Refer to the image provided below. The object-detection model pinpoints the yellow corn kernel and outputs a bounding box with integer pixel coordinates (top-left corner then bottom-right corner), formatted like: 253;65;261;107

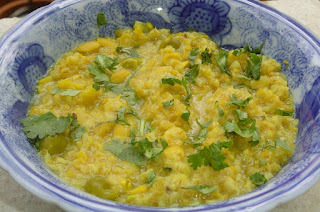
128;185;147;195
77;41;100;53
96;38;117;48
111;69;131;84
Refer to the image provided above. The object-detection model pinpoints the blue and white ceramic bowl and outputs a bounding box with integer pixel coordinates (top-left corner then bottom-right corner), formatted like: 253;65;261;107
0;0;320;211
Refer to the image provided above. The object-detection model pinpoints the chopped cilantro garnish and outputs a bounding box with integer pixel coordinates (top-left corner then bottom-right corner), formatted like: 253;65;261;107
236;74;252;80
97;12;107;29
88;62;110;84
189;48;200;60
95;55;119;72
247;53;262;80
181;111;191;123
275;137;292;151
200;48;214;64
248;140;259;146
215;101;224;117
139;119;152;136
163;166;172;171
162;99;174;108
259;159;267;166
233;84;245;89
146;170;157;187
102;106;139;126
191;120;212;145
227;94;252;108
109;85;139;106
182;77;192;105
69;114;85;141
214;49;229;75
232;42;264;56
20;112;70;140
184;63;199;84
105;137;168;166
116;46;140;58
217;140;234;149
51;88;83;97
187;142;229;171
182;185;219;194
250;172;267;186
275;109;293;116
161;76;182;86
224;119;260;143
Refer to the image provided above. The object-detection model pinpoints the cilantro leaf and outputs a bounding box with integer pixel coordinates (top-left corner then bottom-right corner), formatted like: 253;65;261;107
69;114;85;141
215;101;224;117
109;85;139;106
187;143;229;171
184;63;199;84
163;167;172;171
95;55;119;72
275;137;292;151
233;84;245;89
250;172;267;186
247;53;262;80
182;185;219;194
227;94;252;108
192;120;212;145
259;159;267;166
97;12;107;29
189;48;200;60
236;74;252;80
137;138;168;161
20;112;70;140
146;170;157;187
181;111;190;123
88;62;110;83
50;87;59;94
249;140;259;146
139;119;152;136
232;42;265;56
182;77;192;105
217;140;233;149
224;119;260;142
105;139;147;165
162;99;174;108
161;76;182;86
214;49;229;75
235;109;248;121
109;106;139;126
71;126;85;141
200;48;214;64
275;109;293;116
116;46;140;58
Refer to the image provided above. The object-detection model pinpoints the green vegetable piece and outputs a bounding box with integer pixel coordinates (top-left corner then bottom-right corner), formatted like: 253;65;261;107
136;138;168;161
232;42;265;56
235;109;248;121
163;167;172;171
88;62;110;84
50;87;60;94
116;46;140;57
200;48;214;64
182;77;192;105
71;126;85;141
247;53;262;80
109;85;139;106
275;109;294;116
59;89;83;97
39;134;68;155
192;120;212;145
275;137;292;151
133;21;153;33
159;38;181;49
97;13;107;29
184;63;199;84
189;48;200;60
215;101;224;117
249;140;259;146
188;143;229;171
161;76;182;86
181;111;190;122
120;57;141;70
84;176;119;200
216;140;234;149
146;170;157;187
162;99;174;108
182;185;219;194
236;74;252;80
20;112;70;140
227;94;252;108
138;119;152;137
233;84;245;89
250;172;268;186
95;55;119;72
224;119;260;142
214;49;229;75
108;106;139;126
259;159;267;166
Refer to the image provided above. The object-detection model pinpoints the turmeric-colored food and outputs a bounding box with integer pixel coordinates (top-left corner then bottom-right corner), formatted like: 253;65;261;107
21;21;298;207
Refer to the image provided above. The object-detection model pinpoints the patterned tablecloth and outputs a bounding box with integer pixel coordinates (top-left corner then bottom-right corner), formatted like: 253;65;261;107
0;0;319;211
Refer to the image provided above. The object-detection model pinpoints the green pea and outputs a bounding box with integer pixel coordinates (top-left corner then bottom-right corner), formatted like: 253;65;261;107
40;134;68;155
120;58;142;70
159;38;181;49
84;176;120;200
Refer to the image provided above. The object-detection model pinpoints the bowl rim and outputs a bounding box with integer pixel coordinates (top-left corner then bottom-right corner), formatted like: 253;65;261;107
0;0;320;211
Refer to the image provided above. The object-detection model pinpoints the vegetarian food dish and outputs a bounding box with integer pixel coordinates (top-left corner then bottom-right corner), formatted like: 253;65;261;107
21;21;298;207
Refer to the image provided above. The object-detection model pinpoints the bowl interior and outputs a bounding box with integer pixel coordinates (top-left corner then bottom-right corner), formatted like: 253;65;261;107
0;0;320;211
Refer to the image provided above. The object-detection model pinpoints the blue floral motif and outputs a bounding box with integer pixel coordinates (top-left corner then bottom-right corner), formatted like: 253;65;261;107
10;43;54;94
168;0;232;44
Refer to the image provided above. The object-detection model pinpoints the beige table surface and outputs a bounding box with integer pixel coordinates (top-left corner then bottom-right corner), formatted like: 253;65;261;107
0;0;320;211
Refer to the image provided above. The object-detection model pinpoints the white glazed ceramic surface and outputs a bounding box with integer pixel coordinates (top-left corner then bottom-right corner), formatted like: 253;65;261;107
0;0;320;211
